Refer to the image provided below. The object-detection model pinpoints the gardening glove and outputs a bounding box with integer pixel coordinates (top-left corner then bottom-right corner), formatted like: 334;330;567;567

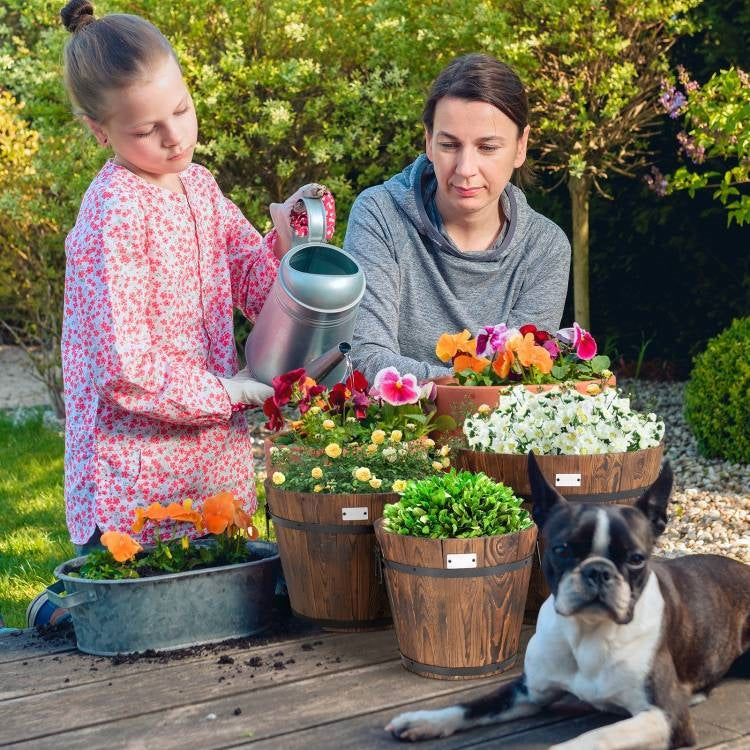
217;368;274;407
269;183;329;257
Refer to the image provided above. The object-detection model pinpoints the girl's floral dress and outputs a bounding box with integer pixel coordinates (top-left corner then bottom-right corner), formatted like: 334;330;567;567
62;161;335;545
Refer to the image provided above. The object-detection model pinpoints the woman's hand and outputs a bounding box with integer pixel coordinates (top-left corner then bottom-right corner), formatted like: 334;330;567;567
270;183;328;257
217;368;274;406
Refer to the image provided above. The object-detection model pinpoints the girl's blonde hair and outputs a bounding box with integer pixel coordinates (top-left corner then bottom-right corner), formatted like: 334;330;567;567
60;0;179;122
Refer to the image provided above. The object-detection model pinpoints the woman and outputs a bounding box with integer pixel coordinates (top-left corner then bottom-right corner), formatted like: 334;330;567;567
344;54;570;382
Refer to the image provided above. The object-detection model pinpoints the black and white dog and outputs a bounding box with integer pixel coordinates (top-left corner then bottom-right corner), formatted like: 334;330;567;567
386;454;750;749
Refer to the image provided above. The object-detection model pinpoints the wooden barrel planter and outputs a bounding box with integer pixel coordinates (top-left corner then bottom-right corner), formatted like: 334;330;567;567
455;444;664;617
265;482;394;631
374;518;537;680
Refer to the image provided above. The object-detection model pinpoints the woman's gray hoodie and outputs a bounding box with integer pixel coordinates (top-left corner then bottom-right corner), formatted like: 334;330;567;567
343;155;570;382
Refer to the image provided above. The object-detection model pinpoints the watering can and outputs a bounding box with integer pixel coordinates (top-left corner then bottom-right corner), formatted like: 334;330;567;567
245;197;366;386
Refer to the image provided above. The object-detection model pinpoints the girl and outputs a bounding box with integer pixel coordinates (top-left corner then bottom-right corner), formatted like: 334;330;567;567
344;54;570;382
59;0;336;552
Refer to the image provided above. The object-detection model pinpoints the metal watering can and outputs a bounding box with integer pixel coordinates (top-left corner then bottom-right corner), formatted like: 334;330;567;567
245;197;366;386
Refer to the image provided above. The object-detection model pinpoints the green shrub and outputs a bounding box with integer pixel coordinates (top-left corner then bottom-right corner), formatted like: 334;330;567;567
382;470;532;539
684;317;750;463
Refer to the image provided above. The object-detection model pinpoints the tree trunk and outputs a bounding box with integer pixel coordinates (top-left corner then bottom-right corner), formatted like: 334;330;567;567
567;174;592;330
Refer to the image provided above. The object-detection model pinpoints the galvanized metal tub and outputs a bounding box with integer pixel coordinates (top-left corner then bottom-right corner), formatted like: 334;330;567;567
46;541;280;656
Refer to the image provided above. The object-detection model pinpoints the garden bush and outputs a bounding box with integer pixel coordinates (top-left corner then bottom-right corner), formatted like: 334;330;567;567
684;317;750;463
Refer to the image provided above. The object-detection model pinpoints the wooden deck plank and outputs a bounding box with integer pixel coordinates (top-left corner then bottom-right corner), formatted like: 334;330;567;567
1;623;748;750
0;629;76;663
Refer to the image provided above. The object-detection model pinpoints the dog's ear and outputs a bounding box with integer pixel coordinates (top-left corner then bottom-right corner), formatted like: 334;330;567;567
527;451;567;530
635;461;673;538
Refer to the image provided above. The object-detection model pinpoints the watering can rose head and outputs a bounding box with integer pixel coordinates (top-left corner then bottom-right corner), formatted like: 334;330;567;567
262;366;455;448
435;322;612;387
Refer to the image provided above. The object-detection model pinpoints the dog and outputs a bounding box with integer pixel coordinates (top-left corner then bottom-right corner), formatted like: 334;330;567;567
386;453;750;749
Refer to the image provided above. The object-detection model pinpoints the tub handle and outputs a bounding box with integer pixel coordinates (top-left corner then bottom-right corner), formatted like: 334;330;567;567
46;583;99;609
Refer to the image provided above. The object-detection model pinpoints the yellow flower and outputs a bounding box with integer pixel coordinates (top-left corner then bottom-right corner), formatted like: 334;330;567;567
366;443;378;454
313;484;324;492
271;471;286;485
432;461;444;471
392;479;407;493
322;419;335;430
291;420;303;430
442;457;451;468
311;467;323;479
390;430;403;443
181;535;190;550
601;369;613;379
325;442;342;458
371;429;386;444
309;405;321;414
586;383;602;395
477;403;491;415
439;444;451;457
354;466;372;482
369;477;383;489
421;437;435;448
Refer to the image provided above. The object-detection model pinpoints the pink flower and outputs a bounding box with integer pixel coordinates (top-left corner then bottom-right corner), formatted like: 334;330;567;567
475;324;518;358
557;322;597;360
542;339;560;359
372;367;420;405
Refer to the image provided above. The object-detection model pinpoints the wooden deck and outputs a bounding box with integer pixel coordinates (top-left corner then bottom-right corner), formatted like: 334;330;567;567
2;618;749;750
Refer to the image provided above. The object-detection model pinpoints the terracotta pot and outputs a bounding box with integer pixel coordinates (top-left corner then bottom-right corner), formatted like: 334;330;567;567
375;518;537;680
455;443;663;620
431;376;616;443
266;483;395;631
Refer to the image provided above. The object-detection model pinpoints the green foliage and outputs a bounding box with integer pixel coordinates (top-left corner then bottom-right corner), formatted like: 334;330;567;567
269;440;449;494
382;470;532;539
663;67;750;225
76;537;255;580
684;317;750;463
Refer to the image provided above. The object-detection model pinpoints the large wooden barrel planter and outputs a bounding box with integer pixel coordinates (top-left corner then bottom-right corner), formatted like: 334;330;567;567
374;518;537;680
265;483;394;631
455;444;664;617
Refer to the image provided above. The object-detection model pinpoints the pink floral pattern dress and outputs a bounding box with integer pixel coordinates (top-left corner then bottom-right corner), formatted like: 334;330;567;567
62;161;335;545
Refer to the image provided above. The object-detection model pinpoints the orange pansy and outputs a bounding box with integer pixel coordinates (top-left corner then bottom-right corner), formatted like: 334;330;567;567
453;353;491;374
101;531;143;563
435;330;474;362
491;349;513;379
513;332;553;374
202;492;236;534
166;500;203;530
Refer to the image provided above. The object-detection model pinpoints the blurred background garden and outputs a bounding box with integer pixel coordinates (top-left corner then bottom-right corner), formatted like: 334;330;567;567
1;0;748;628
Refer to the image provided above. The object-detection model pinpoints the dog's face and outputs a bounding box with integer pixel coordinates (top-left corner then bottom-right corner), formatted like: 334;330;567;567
527;453;673;625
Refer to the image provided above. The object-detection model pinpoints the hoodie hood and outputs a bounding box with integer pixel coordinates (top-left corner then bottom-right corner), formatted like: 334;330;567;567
381;154;525;262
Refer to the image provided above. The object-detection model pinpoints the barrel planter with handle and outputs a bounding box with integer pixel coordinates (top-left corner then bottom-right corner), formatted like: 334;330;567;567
374;518;537;680
265;483;394;631
455;444;664;616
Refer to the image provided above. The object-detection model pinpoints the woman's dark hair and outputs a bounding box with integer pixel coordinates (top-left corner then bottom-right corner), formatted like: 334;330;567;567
60;0;179;122
422;54;533;188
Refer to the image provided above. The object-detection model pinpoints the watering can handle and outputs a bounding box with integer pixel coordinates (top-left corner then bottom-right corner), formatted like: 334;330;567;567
292;196;327;247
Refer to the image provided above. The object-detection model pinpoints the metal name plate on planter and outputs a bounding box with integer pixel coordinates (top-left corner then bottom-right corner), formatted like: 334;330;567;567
446;553;477;569
342;507;368;521
555;473;582;487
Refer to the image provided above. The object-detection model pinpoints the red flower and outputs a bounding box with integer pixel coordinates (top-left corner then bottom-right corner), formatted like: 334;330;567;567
272;368;306;406
520;324;551;344
263;397;284;431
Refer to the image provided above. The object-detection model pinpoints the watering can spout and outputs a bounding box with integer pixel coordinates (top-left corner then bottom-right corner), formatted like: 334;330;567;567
305;342;351;383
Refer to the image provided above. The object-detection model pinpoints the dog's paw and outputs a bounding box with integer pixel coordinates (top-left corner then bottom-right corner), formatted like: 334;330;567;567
385;707;465;741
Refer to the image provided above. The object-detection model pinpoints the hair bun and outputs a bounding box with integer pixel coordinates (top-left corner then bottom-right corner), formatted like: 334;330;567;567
60;0;95;33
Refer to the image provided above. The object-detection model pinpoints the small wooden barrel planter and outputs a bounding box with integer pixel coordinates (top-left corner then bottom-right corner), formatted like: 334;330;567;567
265;483;394;631
374;518;537;680
455;444;664;616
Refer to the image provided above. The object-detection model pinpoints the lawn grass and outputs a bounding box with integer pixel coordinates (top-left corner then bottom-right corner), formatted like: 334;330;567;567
0;408;273;629
0;408;71;628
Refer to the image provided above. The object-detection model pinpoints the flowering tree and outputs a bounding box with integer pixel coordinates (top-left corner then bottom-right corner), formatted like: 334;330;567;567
501;0;700;329
656;66;750;226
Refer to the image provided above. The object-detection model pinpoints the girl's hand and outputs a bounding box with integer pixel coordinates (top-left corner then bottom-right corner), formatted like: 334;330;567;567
270;183;328;257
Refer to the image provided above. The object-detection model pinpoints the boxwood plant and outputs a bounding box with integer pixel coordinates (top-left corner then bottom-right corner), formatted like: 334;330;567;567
382;470;533;539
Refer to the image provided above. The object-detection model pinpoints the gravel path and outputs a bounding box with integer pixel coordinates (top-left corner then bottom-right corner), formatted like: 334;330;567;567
1;347;746;563
623;379;749;563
